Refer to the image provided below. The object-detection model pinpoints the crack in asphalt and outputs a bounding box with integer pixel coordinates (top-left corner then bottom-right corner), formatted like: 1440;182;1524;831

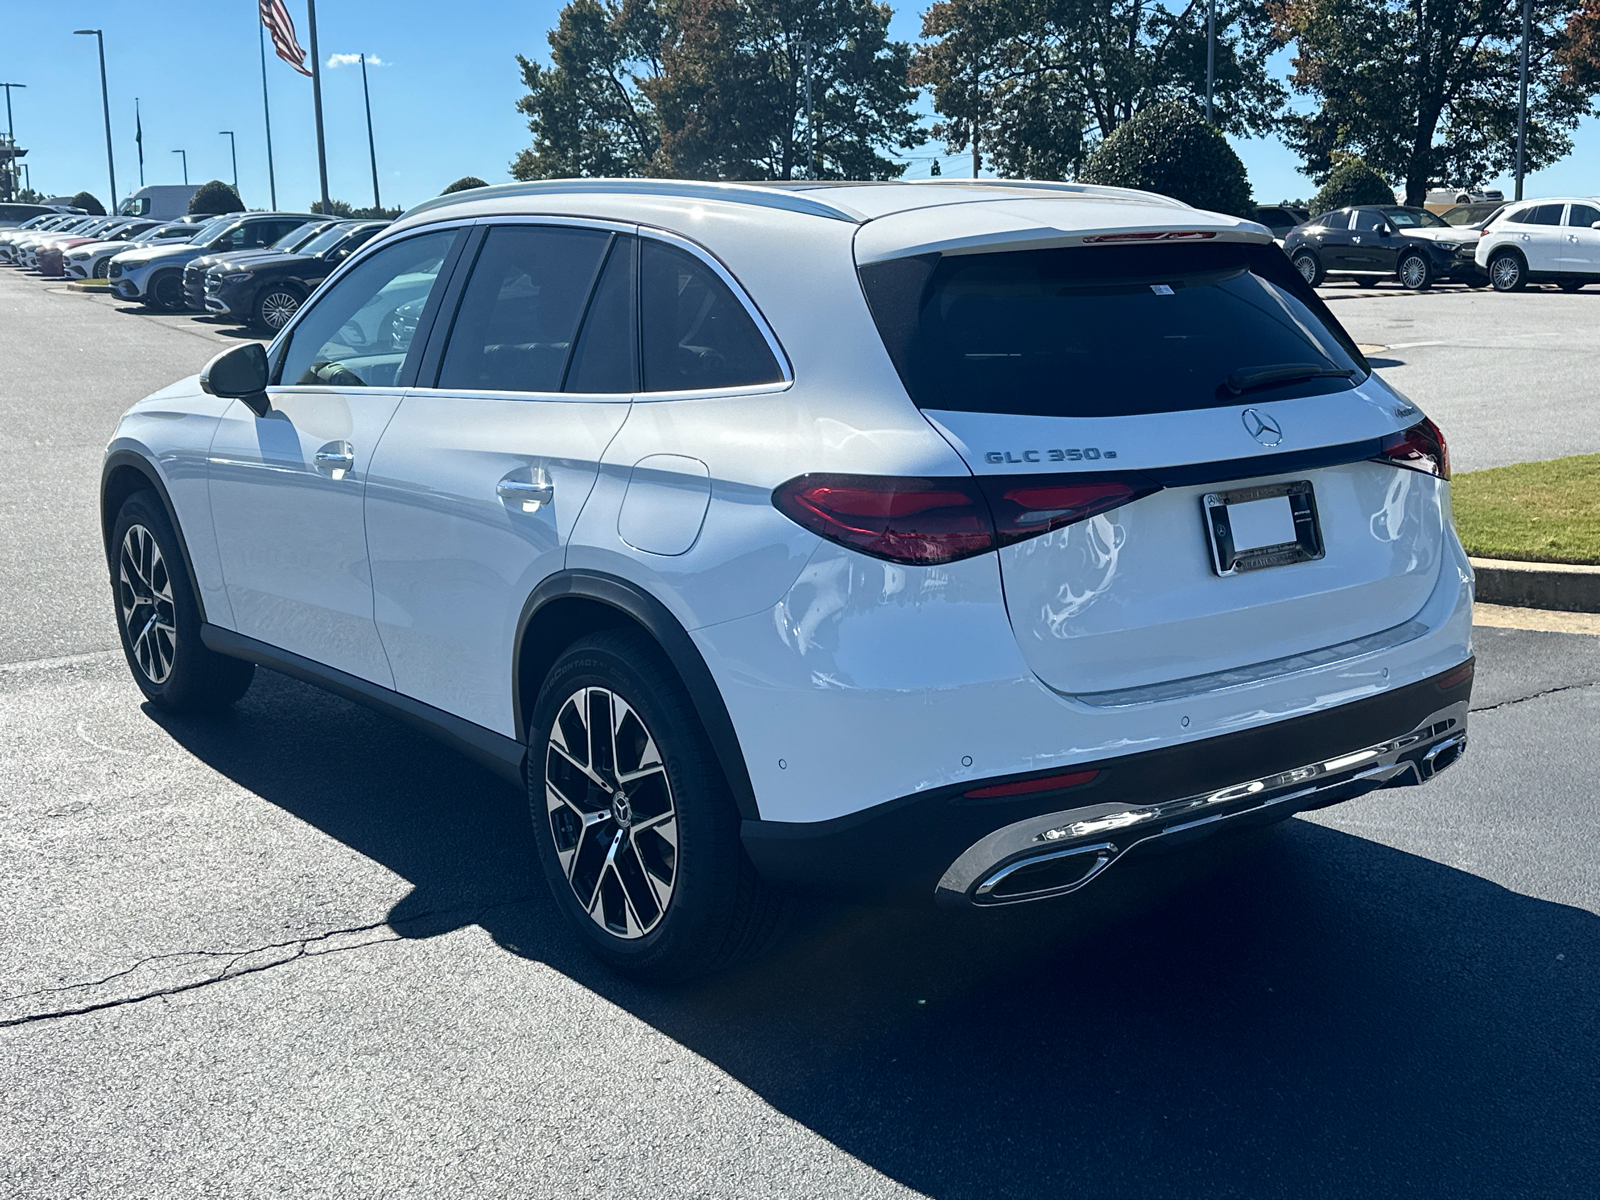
1471;679;1600;714
0;898;537;1030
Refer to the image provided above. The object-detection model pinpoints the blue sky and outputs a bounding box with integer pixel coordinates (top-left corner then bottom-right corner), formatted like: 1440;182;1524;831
4;1;1596;211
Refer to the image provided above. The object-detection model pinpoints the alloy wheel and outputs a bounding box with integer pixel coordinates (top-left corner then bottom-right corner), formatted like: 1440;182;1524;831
545;686;678;939
1491;255;1521;291
1400;255;1428;289
152;273;185;310
117;524;177;684
1296;255;1318;284
92;258;109;279
260;290;300;331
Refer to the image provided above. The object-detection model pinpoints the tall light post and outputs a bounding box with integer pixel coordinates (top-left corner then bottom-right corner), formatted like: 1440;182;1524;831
1205;0;1216;123
219;130;238;196
305;0;332;216
0;83;24;201
1514;0;1531;201
358;55;380;210
74;31;117;212
172;148;188;184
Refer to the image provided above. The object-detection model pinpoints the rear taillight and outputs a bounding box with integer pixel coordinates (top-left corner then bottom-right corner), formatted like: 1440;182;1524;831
1378;417;1450;479
772;473;1154;565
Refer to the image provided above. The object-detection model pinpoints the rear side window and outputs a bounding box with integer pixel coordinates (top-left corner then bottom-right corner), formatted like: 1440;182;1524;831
640;240;782;391
438;225;611;393
1512;204;1564;225
858;241;1367;419
565;235;638;393
1567;204;1600;228
1317;211;1350;230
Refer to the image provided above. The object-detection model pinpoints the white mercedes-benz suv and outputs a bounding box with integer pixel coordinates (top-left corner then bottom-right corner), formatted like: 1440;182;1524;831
101;179;1474;979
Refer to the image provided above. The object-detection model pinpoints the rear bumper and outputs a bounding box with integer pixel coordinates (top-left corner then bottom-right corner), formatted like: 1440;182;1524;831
741;660;1473;903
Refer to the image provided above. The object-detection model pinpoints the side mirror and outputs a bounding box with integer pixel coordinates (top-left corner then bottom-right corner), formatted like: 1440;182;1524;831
199;342;271;417
1377;223;1393;236
1592;221;1600;230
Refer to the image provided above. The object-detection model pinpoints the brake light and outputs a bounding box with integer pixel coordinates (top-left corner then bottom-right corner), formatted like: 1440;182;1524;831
1378;417;1450;479
771;475;994;565
772;473;1156;565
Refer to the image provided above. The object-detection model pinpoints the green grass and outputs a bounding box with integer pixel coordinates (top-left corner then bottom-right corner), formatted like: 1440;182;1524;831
1451;453;1600;565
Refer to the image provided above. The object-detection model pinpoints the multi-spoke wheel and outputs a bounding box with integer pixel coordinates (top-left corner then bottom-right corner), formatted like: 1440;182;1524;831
118;524;178;684
109;490;254;711
1398;251;1432;291
1292;251;1324;288
254;286;304;334
528;630;785;981
1489;250;1527;292
545;685;679;939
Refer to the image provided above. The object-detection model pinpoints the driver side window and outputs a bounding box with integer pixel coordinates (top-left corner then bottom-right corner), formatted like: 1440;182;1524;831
276;229;458;389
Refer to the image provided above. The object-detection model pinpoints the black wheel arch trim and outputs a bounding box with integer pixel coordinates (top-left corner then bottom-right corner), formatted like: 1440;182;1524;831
200;624;527;787
101;450;209;626
513;569;762;822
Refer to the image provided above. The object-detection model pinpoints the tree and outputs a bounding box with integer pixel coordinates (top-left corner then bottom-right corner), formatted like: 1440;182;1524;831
351;204;403;219
1271;0;1600;206
1561;0;1600;88
189;180;244;215
69;191;106;216
1080;99;1254;215
310;198;355;216
441;175;489;194
911;0;1286;180
1308;156;1395;212
511;0;921;181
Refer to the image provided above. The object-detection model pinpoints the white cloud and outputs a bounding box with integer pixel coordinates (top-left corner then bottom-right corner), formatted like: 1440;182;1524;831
327;53;388;68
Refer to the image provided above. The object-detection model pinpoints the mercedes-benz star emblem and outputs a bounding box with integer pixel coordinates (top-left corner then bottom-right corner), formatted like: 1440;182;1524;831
1241;408;1283;447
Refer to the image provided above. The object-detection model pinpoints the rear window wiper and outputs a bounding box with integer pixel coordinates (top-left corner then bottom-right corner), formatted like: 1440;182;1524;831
1223;363;1356;396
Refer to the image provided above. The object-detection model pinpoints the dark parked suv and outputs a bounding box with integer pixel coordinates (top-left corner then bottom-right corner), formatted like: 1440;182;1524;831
1284;206;1486;290
204;220;389;333
181;220;334;311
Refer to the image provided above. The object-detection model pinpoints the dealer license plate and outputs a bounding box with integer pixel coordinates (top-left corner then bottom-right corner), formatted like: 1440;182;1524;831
1202;481;1324;576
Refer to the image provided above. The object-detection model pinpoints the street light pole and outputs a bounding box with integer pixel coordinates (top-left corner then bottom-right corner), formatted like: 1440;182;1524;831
359;54;381;211
258;23;278;210
74;31;117;212
0;83;23;202
305;0;332;216
172;149;188;185
220;130;238;196
1205;0;1216;123
1514;0;1531;201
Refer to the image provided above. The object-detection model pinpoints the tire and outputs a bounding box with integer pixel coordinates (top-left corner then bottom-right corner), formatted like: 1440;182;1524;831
1559;280;1585;293
1398;251;1433;291
527;629;784;982
1292;251;1324;287
148;270;186;311
92;258;109;279
1357;277;1379;288
253;285;305;335
1489;249;1527;292
1464;273;1490;289
110;491;255;713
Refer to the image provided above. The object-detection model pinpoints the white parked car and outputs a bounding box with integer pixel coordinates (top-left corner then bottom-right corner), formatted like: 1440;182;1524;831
64;216;214;279
100;179;1474;979
1475;196;1600;291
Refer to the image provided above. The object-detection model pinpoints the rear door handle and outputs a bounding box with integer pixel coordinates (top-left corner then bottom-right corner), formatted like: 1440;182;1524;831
498;470;554;512
314;440;355;477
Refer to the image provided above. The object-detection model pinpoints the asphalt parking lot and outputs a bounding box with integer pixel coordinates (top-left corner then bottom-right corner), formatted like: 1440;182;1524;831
2;269;1598;1198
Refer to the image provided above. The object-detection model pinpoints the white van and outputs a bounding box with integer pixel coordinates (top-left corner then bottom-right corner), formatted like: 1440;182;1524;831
118;185;201;220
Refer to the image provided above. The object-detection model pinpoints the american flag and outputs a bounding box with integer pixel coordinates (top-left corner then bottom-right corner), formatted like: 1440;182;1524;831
260;0;312;77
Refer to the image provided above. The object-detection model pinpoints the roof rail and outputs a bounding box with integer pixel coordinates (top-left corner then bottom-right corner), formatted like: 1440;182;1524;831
400;178;867;224
904;178;1191;208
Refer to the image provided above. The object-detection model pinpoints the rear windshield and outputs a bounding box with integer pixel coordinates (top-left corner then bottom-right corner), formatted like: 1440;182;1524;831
859;241;1367;418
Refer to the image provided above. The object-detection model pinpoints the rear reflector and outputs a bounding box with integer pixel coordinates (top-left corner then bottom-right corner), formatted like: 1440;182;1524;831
1377;417;1450;479
1436;660;1474;691
772;473;1156;565
963;770;1100;800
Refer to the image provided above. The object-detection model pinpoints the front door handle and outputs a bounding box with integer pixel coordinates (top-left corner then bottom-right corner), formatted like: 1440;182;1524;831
314;440;355;478
498;470;554;512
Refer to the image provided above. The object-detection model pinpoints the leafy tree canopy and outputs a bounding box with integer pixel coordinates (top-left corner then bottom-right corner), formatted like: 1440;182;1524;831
188;181;244;215
1308;156;1395;213
310;198;355;216
1080;99;1254;215
442;176;489;194
69;191;106;216
1272;0;1600;206
911;0;1286;180
512;0;921;181
1562;0;1600;89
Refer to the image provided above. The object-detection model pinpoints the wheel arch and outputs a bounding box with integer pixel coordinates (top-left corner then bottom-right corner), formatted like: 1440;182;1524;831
514;571;761;821
100;450;208;624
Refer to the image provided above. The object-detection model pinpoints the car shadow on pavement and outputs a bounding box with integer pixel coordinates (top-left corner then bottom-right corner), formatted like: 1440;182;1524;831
152;667;1600;1200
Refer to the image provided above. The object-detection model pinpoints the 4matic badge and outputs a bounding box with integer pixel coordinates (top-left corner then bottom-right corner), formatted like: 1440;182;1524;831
984;447;1118;465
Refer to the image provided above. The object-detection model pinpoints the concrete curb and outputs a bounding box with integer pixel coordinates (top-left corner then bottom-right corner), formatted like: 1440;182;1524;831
63;280;111;293
1471;557;1600;614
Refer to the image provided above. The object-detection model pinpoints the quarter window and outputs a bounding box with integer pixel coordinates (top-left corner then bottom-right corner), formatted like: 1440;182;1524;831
277;229;457;389
438;225;612;393
640;240;782;392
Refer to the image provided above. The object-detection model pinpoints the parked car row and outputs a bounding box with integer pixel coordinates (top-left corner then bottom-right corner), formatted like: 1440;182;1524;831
1278;196;1600;293
0;210;393;333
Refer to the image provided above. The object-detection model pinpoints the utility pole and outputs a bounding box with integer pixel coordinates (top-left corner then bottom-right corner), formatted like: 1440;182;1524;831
258;22;278;210
1515;0;1531;201
220;130;238;195
359;54;381;211
0;83;23;202
74;31;117;212
172;148;188;184
1205;0;1216;123
802;41;815;180
135;97;144;187
306;0;332;216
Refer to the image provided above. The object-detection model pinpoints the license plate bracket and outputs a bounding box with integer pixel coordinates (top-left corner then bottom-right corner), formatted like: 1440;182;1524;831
1202;480;1324;576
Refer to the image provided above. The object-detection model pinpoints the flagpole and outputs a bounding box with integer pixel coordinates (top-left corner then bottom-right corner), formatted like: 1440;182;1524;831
306;0;331;215
259;21;278;210
360;53;381;212
135;97;144;187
